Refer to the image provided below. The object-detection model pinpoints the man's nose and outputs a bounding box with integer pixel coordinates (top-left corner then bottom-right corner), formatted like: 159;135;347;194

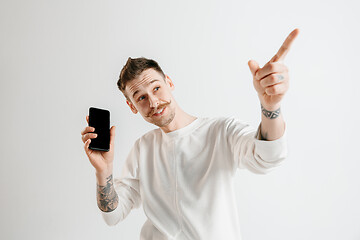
148;94;159;109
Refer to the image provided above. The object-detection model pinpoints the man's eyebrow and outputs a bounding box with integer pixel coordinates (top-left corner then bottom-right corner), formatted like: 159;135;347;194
149;79;161;84
132;79;161;99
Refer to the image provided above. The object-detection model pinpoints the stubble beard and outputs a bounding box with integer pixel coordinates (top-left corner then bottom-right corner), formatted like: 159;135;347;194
147;99;175;128
152;105;175;127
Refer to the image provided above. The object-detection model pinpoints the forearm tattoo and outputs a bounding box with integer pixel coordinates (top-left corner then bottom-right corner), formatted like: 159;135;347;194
97;174;119;212
261;104;281;119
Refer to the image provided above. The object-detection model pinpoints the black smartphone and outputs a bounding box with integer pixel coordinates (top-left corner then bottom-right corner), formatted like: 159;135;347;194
88;107;110;152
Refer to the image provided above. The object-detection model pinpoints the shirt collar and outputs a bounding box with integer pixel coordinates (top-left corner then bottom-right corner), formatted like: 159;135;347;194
159;117;202;140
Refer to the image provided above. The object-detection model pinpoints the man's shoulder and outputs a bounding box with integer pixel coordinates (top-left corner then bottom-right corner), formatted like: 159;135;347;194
201;115;253;133
132;128;161;146
201;115;244;126
132;116;249;144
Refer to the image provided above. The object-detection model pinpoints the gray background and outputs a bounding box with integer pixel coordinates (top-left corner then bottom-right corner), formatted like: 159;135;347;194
1;0;359;239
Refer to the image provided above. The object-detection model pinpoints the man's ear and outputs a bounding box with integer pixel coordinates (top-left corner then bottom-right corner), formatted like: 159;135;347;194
126;99;138;114
165;75;175;91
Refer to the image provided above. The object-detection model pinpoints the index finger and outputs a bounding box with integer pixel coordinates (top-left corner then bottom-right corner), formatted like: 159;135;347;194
270;28;300;63
81;126;95;136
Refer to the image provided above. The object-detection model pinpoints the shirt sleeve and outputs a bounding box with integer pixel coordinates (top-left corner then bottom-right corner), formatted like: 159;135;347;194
226;117;288;174
100;140;142;226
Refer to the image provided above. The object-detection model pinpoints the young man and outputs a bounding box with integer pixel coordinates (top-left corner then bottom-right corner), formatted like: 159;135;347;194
81;29;299;239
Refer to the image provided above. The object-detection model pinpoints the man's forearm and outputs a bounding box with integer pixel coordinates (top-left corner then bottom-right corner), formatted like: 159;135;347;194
96;172;119;212
259;104;285;141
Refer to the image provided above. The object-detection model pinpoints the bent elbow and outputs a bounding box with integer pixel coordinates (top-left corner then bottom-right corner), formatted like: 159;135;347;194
246;151;287;175
260;152;287;173
101;207;124;226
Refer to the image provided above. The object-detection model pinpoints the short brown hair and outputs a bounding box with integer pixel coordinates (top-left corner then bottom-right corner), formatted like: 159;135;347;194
117;57;165;99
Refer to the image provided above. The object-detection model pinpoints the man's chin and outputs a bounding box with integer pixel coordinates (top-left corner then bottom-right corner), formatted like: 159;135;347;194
148;111;175;128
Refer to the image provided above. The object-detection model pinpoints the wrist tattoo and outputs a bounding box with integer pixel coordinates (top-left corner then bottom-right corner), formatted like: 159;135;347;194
261;104;281;119
97;174;119;212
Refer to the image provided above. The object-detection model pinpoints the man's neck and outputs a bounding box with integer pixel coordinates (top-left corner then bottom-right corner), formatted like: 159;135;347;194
160;108;197;133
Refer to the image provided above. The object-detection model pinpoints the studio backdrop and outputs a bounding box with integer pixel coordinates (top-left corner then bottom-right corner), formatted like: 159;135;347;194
0;0;359;239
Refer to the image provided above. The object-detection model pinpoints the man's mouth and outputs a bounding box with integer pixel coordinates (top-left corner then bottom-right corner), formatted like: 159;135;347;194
152;107;166;117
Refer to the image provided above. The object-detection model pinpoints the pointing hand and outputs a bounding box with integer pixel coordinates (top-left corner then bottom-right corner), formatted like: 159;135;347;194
248;28;300;110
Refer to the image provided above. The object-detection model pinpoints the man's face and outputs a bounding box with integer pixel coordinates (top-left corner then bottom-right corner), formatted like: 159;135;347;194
125;68;176;128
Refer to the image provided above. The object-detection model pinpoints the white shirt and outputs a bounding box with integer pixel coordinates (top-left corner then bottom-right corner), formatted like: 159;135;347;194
101;116;288;240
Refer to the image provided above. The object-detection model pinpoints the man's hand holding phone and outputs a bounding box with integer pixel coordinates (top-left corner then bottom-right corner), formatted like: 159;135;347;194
81;114;116;179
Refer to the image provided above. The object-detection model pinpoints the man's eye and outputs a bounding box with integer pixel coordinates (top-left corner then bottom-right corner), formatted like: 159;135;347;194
154;87;160;91
138;96;145;101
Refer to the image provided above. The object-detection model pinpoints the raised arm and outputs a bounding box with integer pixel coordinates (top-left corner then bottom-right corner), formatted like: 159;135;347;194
96;172;119;212
81;116;119;214
248;28;300;140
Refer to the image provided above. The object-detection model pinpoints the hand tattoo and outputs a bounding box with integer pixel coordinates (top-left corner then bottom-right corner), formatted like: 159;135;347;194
97;174;119;212
277;74;284;81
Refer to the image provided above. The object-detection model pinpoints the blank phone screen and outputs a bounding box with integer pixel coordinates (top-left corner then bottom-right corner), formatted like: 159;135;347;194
88;107;110;151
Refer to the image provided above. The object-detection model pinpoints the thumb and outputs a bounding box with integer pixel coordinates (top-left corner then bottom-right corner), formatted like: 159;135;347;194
110;126;116;145
248;60;260;77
